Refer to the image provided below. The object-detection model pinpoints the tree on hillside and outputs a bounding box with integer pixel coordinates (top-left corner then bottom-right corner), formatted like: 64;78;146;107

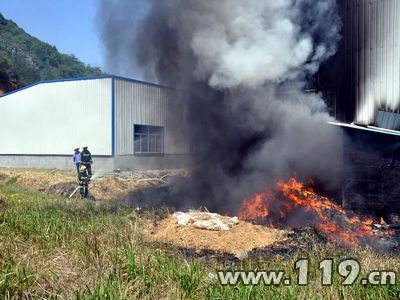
0;13;103;93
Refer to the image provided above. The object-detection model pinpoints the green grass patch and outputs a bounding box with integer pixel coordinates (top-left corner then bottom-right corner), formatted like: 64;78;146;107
4;175;20;186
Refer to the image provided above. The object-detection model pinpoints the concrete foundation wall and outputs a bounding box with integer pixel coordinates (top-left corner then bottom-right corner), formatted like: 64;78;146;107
0;154;192;171
0;155;115;172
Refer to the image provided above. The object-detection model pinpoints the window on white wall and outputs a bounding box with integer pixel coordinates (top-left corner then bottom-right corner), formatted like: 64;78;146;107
134;124;164;154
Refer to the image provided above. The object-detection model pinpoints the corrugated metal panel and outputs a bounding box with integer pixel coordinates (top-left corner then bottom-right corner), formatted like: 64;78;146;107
0;78;112;155
346;0;400;124
114;78;190;155
375;110;400;130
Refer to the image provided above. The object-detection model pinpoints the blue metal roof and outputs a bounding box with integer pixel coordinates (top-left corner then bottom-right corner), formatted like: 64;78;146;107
0;74;175;98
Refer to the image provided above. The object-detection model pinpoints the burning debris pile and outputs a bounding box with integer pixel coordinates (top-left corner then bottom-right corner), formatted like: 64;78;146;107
240;177;395;248
140;177;397;258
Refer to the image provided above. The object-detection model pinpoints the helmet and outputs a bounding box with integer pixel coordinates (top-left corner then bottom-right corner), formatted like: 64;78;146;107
74;147;80;152
80;165;87;172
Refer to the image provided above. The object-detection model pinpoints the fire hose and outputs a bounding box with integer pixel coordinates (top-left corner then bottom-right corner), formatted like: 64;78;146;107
68;179;94;199
68;186;80;199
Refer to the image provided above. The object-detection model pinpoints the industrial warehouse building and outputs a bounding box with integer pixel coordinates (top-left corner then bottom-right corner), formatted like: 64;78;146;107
0;75;191;170
324;0;400;218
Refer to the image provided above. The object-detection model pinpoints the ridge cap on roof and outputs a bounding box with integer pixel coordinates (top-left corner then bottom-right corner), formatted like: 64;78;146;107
0;74;179;98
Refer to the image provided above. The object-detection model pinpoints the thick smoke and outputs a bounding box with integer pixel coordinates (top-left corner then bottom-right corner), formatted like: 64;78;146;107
96;0;151;78
169;0;341;89
98;0;343;212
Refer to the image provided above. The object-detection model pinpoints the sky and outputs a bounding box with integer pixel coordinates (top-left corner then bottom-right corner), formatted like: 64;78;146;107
0;0;123;74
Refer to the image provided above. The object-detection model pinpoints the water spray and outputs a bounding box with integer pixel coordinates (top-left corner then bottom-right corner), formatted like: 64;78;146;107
68;171;106;199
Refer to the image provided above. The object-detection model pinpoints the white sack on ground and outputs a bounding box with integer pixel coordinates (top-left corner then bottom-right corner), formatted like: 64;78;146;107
174;211;239;231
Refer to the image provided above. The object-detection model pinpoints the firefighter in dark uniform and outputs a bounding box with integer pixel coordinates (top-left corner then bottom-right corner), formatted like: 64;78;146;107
78;165;90;198
80;146;93;177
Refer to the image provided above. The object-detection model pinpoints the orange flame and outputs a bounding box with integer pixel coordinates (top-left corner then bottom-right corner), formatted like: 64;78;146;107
240;177;393;247
240;192;270;220
362;219;374;226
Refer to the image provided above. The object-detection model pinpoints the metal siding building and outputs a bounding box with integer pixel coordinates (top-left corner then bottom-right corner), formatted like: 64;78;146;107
0;76;190;170
0;77;112;155
327;1;400;218
342;0;400;124
114;77;189;156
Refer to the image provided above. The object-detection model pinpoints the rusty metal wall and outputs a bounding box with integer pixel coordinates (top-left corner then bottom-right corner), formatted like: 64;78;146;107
343;0;400;124
114;78;190;155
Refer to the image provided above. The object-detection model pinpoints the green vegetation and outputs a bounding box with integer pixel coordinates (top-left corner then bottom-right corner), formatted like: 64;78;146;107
0;13;103;93
4;176;20;186
0;184;400;299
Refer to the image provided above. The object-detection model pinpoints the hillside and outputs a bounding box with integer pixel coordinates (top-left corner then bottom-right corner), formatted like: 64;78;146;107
0;13;103;94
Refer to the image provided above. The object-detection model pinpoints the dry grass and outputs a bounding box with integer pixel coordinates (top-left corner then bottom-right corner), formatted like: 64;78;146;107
0;167;155;201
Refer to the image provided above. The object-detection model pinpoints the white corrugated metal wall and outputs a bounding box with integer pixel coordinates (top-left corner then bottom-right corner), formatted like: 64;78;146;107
345;0;400;124
114;78;190;155
0;78;113;155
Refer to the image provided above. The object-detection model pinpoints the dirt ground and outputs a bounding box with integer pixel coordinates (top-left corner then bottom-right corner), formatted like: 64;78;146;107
143;213;289;259
0;167;186;201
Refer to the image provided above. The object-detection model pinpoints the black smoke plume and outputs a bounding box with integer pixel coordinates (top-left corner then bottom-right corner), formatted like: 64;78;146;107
98;0;343;213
